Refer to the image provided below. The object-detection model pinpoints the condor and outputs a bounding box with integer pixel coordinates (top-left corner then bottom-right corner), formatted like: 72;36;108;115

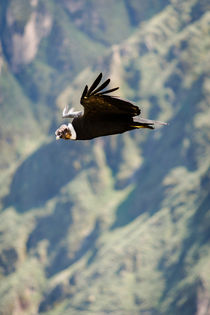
55;73;167;141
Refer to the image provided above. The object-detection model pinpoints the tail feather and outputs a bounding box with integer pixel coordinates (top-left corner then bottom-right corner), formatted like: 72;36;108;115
133;117;168;126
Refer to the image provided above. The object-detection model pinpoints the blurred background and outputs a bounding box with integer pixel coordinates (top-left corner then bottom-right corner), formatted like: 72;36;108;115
0;0;210;314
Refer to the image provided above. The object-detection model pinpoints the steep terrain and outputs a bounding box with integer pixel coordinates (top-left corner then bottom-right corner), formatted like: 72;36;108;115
0;1;210;314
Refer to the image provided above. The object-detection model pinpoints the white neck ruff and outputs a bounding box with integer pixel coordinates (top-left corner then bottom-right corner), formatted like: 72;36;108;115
68;123;77;140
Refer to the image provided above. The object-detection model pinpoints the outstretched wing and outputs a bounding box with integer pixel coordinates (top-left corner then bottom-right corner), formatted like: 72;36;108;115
80;73;140;118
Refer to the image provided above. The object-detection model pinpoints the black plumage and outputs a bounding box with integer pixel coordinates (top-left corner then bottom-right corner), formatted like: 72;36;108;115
55;73;167;141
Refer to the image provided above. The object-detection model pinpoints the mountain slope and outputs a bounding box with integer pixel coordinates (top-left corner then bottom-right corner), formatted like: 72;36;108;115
0;1;210;315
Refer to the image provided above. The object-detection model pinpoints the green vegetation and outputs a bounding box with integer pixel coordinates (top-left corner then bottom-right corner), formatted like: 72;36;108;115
0;0;210;314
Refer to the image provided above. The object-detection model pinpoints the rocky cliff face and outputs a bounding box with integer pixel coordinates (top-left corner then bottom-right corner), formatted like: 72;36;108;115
0;1;210;314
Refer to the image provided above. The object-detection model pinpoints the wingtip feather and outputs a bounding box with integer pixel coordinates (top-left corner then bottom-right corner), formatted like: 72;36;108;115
87;73;103;96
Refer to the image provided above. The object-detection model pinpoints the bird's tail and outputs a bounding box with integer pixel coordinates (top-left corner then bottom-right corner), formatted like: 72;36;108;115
132;117;168;129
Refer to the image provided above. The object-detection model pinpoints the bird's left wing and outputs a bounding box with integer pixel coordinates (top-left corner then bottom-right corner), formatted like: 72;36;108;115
80;73;140;117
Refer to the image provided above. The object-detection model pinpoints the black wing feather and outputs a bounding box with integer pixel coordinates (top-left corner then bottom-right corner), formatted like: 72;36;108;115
81;85;88;100
95;87;119;95
87;73;103;96
101;95;140;116
90;78;110;95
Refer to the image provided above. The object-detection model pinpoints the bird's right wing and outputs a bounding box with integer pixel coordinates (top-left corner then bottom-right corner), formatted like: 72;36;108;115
80;73;140;118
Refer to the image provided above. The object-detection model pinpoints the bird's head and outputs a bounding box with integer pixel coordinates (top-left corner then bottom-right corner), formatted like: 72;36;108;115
55;124;71;140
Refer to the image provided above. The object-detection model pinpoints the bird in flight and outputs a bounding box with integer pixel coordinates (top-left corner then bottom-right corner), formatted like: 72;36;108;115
55;73;167;141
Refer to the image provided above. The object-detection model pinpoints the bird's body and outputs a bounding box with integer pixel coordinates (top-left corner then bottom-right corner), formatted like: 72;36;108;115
55;73;167;141
71;113;133;140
